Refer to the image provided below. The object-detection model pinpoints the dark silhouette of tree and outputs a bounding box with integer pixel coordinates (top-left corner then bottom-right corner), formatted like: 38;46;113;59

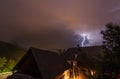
99;22;120;79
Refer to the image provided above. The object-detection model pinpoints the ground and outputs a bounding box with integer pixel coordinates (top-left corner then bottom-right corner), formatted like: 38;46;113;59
0;72;12;79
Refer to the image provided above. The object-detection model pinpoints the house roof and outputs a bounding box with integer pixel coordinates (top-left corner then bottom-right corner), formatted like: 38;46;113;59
63;46;103;60
13;47;70;79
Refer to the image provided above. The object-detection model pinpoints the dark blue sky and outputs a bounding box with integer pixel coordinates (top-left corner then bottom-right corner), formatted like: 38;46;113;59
0;0;120;50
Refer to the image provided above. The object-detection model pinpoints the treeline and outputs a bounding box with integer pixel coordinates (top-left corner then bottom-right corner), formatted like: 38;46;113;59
0;41;26;61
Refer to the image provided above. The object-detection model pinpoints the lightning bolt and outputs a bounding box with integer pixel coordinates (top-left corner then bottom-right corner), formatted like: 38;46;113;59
81;36;85;47
81;34;87;47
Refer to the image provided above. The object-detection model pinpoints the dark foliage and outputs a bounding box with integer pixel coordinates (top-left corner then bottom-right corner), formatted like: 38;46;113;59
0;41;25;61
97;23;120;79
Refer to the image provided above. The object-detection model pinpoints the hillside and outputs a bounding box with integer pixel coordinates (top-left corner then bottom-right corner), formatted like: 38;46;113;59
0;41;26;61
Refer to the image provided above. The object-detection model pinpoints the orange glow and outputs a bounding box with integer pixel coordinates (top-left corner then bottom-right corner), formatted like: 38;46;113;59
90;70;96;76
60;68;88;79
63;70;70;79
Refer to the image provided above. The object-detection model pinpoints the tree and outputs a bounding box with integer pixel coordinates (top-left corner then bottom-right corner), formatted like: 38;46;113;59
0;57;7;73
0;57;16;73
3;59;16;72
100;22;120;79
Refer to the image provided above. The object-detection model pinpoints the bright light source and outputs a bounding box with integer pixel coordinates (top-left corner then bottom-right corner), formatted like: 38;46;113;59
81;33;88;47
75;32;91;47
81;33;90;39
81;33;87;37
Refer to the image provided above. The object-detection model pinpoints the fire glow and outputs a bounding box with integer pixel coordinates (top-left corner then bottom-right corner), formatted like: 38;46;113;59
56;60;88;79
62;68;87;79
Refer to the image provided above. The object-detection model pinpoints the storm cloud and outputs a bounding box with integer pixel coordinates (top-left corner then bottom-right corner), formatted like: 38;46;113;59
11;25;79;50
0;0;120;50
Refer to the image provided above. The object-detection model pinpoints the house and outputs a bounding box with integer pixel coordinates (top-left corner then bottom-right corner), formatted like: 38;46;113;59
62;46;103;77
63;46;103;60
8;46;103;79
8;47;70;79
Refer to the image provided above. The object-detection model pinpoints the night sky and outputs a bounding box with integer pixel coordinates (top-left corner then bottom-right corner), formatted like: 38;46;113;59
0;0;120;50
